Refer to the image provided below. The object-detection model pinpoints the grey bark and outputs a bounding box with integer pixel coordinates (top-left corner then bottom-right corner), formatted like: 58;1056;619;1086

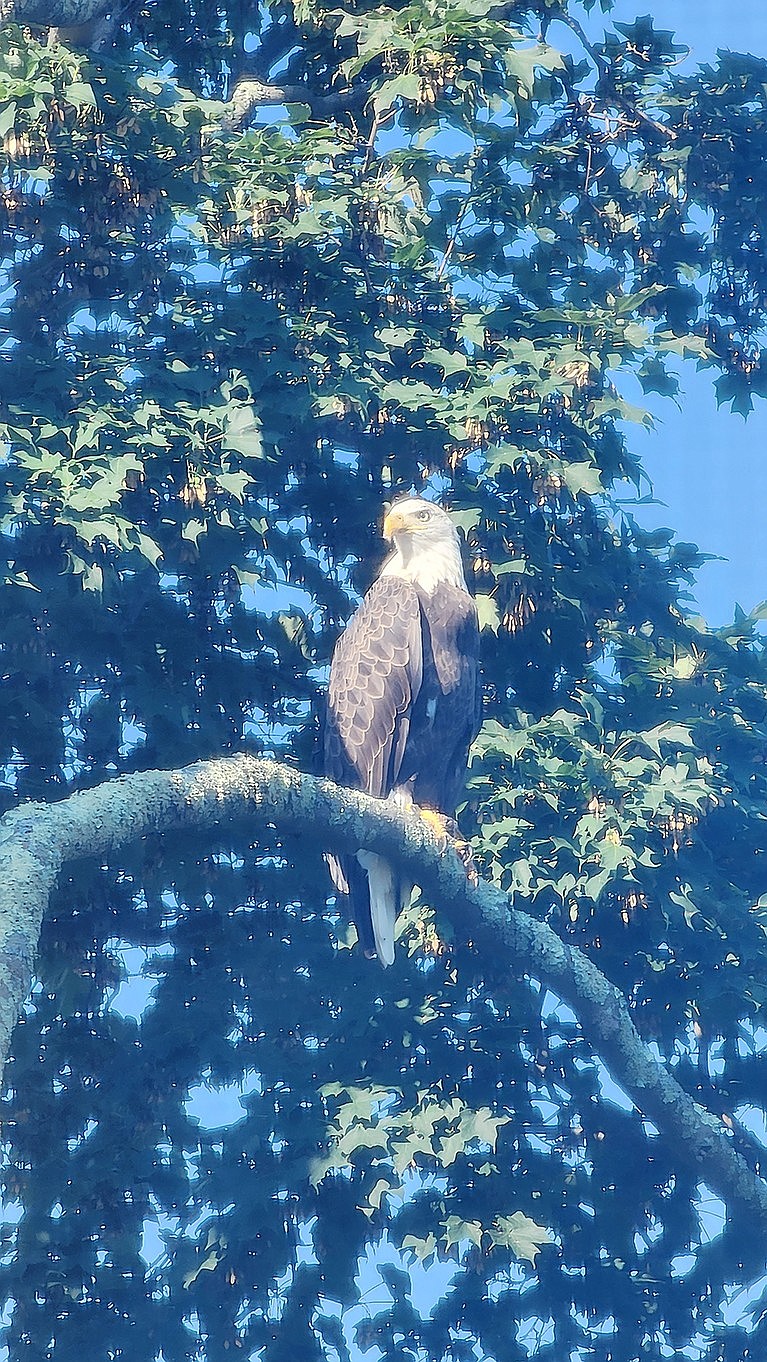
220;78;368;132
0;0;108;23
3;0;136;51
0;754;765;1232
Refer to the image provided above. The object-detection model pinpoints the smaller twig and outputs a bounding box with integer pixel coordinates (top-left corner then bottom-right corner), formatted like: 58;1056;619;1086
558;10;610;80
614;94;676;143
583;137;593;195
436;193;472;283
362;110;383;177
436;149;478;283
555;11;676;144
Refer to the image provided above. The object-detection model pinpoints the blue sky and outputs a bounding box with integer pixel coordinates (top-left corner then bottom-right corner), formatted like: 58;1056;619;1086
632;365;767;625
589;3;767;625
591;0;767;67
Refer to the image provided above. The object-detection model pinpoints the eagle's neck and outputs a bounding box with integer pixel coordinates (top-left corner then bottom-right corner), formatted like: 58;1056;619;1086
381;535;468;595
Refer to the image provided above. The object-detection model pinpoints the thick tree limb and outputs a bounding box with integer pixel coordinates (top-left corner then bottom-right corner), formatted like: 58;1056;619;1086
0;0;108;23
1;0;135;50
221;78;369;132
0;755;765;1231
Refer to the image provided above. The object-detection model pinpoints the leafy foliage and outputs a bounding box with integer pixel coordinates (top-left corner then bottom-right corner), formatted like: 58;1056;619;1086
2;2;767;1359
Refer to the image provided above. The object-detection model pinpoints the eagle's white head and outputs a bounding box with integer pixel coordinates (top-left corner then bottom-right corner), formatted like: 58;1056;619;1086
381;497;468;594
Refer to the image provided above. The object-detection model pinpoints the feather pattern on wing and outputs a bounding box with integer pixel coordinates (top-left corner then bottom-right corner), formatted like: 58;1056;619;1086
324;576;423;798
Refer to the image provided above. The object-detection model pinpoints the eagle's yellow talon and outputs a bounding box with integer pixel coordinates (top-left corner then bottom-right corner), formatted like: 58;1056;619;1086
419;807;451;845
420;808;477;882
456;839;479;885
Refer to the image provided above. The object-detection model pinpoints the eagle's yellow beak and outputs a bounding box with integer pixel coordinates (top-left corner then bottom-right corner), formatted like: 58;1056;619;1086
383;507;407;541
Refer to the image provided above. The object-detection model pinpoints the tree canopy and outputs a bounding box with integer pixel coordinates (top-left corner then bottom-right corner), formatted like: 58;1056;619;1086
2;1;767;1358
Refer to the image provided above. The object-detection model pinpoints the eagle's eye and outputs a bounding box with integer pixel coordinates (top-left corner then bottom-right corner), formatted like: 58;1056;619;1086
417;508;431;521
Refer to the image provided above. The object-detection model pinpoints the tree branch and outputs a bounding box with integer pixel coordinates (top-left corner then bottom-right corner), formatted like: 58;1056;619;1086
0;755;764;1232
552;11;676;144
0;0;108;24
220;78;369;132
2;0;138;50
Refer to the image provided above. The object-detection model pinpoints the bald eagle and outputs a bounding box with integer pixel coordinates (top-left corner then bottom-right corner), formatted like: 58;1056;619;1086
324;498;482;965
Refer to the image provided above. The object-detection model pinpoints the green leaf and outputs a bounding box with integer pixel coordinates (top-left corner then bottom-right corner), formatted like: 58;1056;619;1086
371;74;423;116
489;1212;552;1266
442;1216;483;1252
182;519;208;547
449;507;482;533
0;100;16;137
474;594;500;633
402;1233;438;1265
562;462;605;497
64;81;97;109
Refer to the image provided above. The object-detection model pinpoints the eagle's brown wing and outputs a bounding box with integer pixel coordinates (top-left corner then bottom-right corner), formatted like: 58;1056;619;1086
323;576;424;959
324;575;423;799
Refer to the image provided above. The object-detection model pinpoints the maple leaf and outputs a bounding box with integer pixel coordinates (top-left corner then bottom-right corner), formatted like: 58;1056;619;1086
490;1212;552;1266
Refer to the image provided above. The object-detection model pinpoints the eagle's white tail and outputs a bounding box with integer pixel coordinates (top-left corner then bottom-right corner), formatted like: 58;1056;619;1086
356;851;399;966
